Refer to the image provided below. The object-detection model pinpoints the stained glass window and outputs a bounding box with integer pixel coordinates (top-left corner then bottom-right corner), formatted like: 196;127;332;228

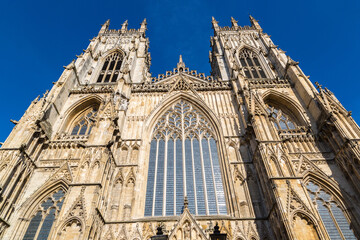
70;106;98;136
23;189;65;240
144;100;227;216
266;105;296;130
239;49;267;79
306;181;356;239
97;52;122;83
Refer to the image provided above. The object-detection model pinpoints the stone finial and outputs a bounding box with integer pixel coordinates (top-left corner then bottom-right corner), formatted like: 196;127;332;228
213;222;220;234
211;16;219;31
121;20;128;32
177;55;185;70
99;19;110;35
231;17;238;27
249;15;262;30
64;60;75;70
184;196;188;209
140;18;147;32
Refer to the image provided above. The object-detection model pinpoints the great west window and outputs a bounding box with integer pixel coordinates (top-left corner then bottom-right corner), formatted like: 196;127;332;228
144;100;227;216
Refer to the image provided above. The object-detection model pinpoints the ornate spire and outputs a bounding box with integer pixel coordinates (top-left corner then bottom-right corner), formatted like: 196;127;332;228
211;16;219;31
140;18;147;33
249;15;262;31
177;55;185;70
121;20;128;33
231;17;238;28
99;19;110;35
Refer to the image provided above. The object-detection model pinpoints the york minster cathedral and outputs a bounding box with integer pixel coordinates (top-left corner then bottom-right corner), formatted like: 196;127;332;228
0;16;359;239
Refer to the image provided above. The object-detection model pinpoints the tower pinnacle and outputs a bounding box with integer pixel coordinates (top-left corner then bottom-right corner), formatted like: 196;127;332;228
177;55;185;70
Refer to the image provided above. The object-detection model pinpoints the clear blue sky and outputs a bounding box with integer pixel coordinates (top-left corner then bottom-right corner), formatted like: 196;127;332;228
0;0;359;142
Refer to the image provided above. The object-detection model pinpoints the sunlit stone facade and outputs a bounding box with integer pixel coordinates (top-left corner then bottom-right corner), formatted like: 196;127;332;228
0;17;359;239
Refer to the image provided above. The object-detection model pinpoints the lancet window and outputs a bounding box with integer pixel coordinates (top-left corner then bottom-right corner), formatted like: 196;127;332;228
144;100;227;216
239;49;267;79
22;189;65;240
306;181;356;239
96;52;123;83
70;106;98;136
266;105;296;130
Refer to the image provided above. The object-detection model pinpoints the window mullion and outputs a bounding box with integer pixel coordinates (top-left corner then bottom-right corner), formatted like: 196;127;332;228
163;137;168;216
181;109;187;198
151;139;159;216
173;139;176;216
33;212;46;240
208;138;220;214
327;204;346;240
191;138;198;215
199;137;209;215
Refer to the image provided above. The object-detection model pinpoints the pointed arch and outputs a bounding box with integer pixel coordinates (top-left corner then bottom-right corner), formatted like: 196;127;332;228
13;180;68;240
59;95;102;137
95;49;126;83
236;45;269;79
304;174;357;239
143;92;231;217
262;89;308;126
55;217;84;240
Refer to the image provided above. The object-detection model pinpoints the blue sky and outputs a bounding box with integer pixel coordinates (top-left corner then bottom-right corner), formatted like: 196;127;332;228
0;0;359;142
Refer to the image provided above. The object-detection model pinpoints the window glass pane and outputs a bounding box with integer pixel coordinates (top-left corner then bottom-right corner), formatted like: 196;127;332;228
144;140;157;216
185;139;195;214
287;121;295;130
109;60;116;70
244;69;252;78
240;58;247;67
115;60;122;70
259;69;266;78
175;140;184;215
253;57;260;66
97;74;104;83
330;203;356;239
23;211;42;240
154;140;165;216
104;74;111;83
71;125;79;135
316;200;342;239
111;72;118;82
279;121;287;130
202;139;217;215
41;198;53;211
166;140;175;215
246;58;254;66
210;139;227;214
102;60;109;70
193;139;206;215
252;69;259;78
79;125;87;135
37;208;56;240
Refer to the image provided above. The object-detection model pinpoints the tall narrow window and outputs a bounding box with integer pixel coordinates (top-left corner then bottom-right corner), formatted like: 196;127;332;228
266;105;296;130
23;189;65;240
306;181;356;239
144;100;227;216
97;52;123;83
239;49;267;79
70;106;98;136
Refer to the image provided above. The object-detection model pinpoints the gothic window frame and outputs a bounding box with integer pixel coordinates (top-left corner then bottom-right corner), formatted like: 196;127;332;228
17;186;67;240
143;99;229;217
304;179;357;239
67;104;99;137
95;50;124;84
266;104;297;131
238;48;269;79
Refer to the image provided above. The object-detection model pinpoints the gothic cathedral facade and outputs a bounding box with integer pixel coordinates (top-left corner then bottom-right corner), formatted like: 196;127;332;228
0;16;359;240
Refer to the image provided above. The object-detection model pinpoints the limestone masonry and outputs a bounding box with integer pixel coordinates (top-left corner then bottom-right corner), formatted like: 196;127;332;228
0;17;359;240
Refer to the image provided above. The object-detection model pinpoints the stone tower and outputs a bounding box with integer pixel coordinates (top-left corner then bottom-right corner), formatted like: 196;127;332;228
0;17;359;240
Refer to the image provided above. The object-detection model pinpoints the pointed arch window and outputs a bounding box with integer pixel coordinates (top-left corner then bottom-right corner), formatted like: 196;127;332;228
70;106;98;136
22;189;65;240
144;100;227;216
97;52;123;83
306;181;356;239
266;105;296;130
239;49;267;79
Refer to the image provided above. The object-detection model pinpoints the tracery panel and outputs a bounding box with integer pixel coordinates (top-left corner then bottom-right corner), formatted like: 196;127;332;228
22;189;65;240
239;49;267;79
144;100;227;216
96;52;122;83
306;181;356;239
